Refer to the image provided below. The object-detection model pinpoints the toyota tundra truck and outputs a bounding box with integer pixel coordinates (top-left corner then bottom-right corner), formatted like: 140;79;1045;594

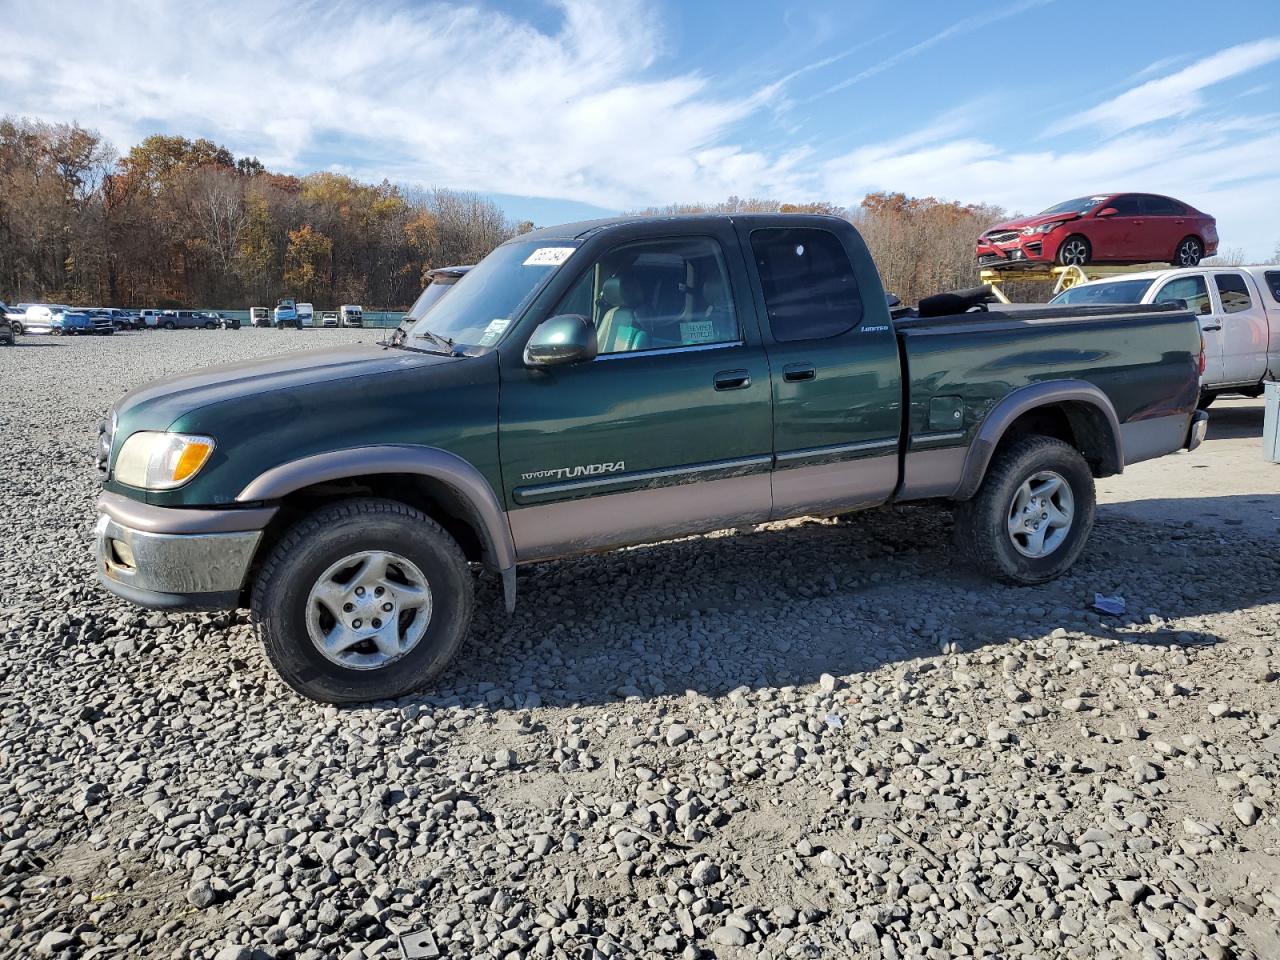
93;214;1207;703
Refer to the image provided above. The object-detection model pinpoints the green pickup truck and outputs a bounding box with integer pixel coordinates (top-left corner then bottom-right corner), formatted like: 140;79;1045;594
94;214;1207;702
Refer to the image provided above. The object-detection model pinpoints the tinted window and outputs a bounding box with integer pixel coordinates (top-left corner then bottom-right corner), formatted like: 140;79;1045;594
1214;274;1252;314
1141;195;1185;216
551;236;739;355
1264;271;1280;305
750;228;862;341
1154;275;1210;315
1108;195;1143;216
1051;279;1152;305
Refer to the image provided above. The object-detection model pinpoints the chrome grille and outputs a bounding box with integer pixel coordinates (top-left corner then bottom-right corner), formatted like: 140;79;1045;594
984;230;1020;245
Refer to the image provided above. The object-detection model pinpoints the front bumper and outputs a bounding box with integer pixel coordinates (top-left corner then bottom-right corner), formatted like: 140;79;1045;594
1185;409;1209;452
976;236;1051;267
94;492;276;610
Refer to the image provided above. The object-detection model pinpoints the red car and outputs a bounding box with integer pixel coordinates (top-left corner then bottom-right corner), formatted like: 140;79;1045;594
976;193;1217;269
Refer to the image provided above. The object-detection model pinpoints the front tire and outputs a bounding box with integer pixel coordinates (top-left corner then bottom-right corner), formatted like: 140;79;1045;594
1056;235;1091;267
1173;236;1203;267
251;498;474;703
1197;391;1216;410
955;436;1096;584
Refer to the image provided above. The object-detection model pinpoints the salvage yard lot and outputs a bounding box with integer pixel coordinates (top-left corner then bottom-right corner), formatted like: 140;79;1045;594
1;329;1279;960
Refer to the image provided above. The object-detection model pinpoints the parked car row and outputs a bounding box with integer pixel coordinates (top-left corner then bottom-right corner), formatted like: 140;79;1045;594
268;300;364;328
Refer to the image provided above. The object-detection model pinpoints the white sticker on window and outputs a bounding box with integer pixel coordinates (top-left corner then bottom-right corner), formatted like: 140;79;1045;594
679;320;716;344
478;318;510;345
522;247;575;267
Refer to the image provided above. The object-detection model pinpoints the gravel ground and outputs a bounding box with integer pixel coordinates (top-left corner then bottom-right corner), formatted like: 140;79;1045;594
2;328;1279;960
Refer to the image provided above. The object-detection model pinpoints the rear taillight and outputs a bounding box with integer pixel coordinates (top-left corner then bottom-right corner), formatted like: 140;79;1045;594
1198;334;1206;376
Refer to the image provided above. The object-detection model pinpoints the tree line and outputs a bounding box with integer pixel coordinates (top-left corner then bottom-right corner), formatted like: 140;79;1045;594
5;115;1275;310
0;117;524;309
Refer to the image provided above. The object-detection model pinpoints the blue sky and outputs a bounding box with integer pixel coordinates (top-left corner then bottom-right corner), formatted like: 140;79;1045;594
2;0;1279;257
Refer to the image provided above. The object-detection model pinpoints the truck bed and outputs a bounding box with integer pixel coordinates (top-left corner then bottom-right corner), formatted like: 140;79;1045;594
893;301;1202;502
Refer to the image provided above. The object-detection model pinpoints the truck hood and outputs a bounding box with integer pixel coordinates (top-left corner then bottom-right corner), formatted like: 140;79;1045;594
114;343;455;429
983;212;1081;235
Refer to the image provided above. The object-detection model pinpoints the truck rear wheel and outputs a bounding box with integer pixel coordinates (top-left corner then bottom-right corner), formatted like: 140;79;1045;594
955;435;1095;584
251;498;474;703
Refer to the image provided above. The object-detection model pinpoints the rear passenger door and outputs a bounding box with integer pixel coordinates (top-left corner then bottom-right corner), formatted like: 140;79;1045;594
1211;272;1268;385
1139;195;1189;261
738;223;902;518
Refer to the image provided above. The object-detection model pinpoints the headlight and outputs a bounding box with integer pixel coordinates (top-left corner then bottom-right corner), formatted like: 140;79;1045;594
114;432;216;490
1022;221;1066;236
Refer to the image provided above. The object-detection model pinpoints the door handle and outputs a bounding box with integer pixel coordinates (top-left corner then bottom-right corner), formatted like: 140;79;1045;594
1201;324;1222;331
783;363;816;382
713;369;751;391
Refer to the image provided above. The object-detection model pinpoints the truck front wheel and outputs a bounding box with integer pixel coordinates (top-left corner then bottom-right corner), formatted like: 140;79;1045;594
251;498;474;703
955;436;1096;584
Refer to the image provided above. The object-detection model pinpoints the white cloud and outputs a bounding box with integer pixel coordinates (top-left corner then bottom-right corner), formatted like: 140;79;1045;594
813;0;1052;98
1051;37;1280;135
0;0;804;208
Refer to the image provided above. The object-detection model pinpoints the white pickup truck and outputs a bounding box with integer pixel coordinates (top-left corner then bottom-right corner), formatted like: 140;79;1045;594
1053;265;1280;407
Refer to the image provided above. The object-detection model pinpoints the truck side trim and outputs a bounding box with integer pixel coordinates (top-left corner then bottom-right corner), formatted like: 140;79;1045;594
770;453;897;518
1120;413;1193;465
513;455;771;504
235;445;517;574
510;473;772;562
953;380;1123;502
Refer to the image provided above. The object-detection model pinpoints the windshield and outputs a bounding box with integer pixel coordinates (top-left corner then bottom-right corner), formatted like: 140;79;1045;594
405;241;577;350
403;280;456;323
1051;279;1153;305
1038;196;1109;217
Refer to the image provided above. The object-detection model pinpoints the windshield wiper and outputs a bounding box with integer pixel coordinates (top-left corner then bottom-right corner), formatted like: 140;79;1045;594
412;327;460;355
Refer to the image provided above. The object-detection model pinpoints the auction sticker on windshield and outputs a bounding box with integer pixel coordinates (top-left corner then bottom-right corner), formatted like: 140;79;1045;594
478;318;510;345
522;247;575;266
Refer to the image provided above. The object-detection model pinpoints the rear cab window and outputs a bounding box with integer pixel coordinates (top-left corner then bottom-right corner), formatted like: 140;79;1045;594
1214;274;1253;314
1261;271;1280;306
748;228;863;341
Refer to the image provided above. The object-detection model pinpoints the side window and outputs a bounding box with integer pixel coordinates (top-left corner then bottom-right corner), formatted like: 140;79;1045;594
550;236;740;355
1108;195;1143;216
1264;271;1280;306
1214;274;1253;314
1141;195;1184;216
749;228;862;341
1153;275;1210;315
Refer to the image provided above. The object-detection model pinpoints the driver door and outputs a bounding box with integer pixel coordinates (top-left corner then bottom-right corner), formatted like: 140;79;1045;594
497;225;774;561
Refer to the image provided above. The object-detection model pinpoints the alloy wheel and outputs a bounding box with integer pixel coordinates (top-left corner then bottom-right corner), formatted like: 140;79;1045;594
304;550;433;671
1060;240;1088;266
1006;470;1074;558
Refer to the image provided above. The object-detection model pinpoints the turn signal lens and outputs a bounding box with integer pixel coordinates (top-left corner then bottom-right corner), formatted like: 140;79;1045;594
172;440;214;482
114;432;216;490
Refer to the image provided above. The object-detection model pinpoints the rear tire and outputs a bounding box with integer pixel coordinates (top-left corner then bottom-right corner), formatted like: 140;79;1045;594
1056;235;1091;267
955;435;1096;584
1173;236;1203;267
251;498;474;703
163;320;176;330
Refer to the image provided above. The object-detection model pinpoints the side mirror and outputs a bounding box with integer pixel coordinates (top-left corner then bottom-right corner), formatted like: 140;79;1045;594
524;314;598;367
1096;207;1118;218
